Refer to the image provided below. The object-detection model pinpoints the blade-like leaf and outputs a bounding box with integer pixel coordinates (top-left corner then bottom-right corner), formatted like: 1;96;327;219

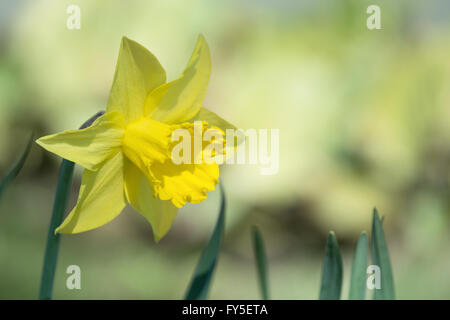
349;232;368;300
185;184;226;300
319;231;343;300
252;226;269;300
0;134;33;200
371;208;395;300
39;159;75;300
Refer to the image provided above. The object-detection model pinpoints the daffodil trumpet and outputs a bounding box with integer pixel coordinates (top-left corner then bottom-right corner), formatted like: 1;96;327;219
37;35;236;241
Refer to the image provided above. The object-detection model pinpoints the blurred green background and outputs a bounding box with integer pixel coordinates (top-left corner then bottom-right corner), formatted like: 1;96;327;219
1;0;450;299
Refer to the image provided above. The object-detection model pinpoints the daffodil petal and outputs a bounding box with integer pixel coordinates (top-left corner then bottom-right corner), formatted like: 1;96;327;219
107;37;166;121
56;152;126;234
151;160;219;208
36;111;125;170
124;159;178;241
189;107;236;132
190;107;243;155
146;35;211;124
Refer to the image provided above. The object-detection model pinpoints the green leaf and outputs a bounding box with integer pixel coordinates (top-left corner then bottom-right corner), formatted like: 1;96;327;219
371;208;395;299
319;231;343;300
185;184;226;300
252;226;269;300
349;232;368;300
39;159;75;300
0;134;33;201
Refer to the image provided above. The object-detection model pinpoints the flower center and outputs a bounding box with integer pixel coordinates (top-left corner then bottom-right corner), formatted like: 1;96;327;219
122;117;174;173
121;117;224;208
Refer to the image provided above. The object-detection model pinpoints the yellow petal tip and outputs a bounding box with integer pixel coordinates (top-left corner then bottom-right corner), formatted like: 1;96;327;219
198;33;206;41
35;137;49;151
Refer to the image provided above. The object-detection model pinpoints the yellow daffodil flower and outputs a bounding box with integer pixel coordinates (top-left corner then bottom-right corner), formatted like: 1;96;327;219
36;35;235;241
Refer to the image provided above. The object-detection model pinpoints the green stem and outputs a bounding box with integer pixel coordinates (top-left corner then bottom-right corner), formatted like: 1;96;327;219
38;111;103;300
38;160;74;300
252;226;269;300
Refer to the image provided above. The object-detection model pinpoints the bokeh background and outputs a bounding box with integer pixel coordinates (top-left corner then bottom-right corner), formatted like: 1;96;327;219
1;0;450;299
